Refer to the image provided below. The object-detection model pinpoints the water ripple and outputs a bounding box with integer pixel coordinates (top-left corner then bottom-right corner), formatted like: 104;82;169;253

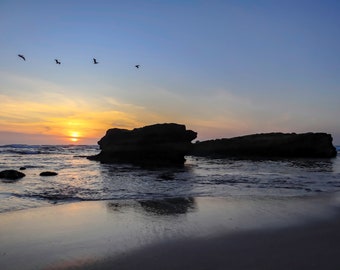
0;145;340;212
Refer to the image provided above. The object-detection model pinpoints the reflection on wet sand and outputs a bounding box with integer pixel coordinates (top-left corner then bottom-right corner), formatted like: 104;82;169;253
140;197;195;215
107;197;196;216
2;194;340;270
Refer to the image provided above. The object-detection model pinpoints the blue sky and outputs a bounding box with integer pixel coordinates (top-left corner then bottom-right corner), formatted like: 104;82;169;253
0;0;339;144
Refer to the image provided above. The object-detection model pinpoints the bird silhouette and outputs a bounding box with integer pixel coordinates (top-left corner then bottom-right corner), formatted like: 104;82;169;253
18;54;26;61
93;58;98;64
55;59;61;64
135;65;140;69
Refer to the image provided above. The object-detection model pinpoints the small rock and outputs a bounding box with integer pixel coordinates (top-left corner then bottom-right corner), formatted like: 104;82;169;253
40;171;58;176
0;170;25;180
158;172;175;180
20;167;26;170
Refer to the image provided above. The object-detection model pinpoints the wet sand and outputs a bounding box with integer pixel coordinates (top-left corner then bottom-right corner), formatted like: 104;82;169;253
1;194;340;270
81;215;340;270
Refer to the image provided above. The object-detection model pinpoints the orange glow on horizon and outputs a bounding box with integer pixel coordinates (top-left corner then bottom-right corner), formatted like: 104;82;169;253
0;91;154;145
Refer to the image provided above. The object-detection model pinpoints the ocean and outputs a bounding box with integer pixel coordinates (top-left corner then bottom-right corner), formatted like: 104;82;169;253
0;144;340;213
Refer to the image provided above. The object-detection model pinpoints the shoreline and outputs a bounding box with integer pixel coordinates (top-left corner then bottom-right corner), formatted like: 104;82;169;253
1;193;340;269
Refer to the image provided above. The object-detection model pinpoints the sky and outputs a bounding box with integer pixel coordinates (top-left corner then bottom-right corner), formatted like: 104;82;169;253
0;0;339;145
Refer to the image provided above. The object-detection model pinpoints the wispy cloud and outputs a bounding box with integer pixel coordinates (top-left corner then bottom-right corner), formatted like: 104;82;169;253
0;72;167;143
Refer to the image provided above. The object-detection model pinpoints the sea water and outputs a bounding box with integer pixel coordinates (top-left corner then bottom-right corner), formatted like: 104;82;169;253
0;144;339;213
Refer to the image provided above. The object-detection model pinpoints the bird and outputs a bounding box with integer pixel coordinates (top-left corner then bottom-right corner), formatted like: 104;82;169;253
55;59;61;64
135;65;140;69
93;58;98;64
18;54;26;61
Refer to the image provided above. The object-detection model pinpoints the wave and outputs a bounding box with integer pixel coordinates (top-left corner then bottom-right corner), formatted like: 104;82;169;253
0;144;98;155
7;150;42;155
16;193;87;202
0;145;43;155
0;144;39;148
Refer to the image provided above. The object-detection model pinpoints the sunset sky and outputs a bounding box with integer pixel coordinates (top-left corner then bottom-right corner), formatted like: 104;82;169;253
1;0;339;145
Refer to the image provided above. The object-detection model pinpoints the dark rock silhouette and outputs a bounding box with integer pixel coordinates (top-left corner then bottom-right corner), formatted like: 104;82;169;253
0;170;25;180
191;132;337;158
88;123;197;165
40;171;58;176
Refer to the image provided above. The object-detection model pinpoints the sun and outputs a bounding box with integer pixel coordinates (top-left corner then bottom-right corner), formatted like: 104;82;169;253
69;131;80;143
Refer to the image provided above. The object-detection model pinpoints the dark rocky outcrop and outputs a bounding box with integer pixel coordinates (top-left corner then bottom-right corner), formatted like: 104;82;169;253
88;123;336;164
0;169;26;180
191;132;337;158
88;123;197;165
40;171;58;176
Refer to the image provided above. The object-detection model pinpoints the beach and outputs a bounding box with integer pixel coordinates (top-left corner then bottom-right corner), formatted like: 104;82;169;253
1;193;340;270
1;0;340;268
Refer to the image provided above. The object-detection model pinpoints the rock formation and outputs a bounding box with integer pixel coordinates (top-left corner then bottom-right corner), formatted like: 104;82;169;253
0;169;26;180
88;123;197;165
89;123;336;164
40;171;58;176
191;132;337;158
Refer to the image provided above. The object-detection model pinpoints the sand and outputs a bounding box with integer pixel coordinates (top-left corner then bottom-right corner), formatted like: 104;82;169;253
82;215;340;270
1;194;340;270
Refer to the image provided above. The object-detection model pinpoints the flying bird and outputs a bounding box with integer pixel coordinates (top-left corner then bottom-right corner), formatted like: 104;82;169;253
18;54;26;61
93;58;98;64
55;59;61;64
135;65;140;69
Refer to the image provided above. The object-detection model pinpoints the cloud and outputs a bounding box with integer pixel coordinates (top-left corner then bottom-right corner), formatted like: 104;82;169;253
1;69;339;144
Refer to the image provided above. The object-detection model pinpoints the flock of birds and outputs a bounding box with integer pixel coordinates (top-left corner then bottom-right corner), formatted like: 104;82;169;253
17;54;140;68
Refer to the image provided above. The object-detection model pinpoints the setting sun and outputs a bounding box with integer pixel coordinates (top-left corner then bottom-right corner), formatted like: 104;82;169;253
69;131;80;143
